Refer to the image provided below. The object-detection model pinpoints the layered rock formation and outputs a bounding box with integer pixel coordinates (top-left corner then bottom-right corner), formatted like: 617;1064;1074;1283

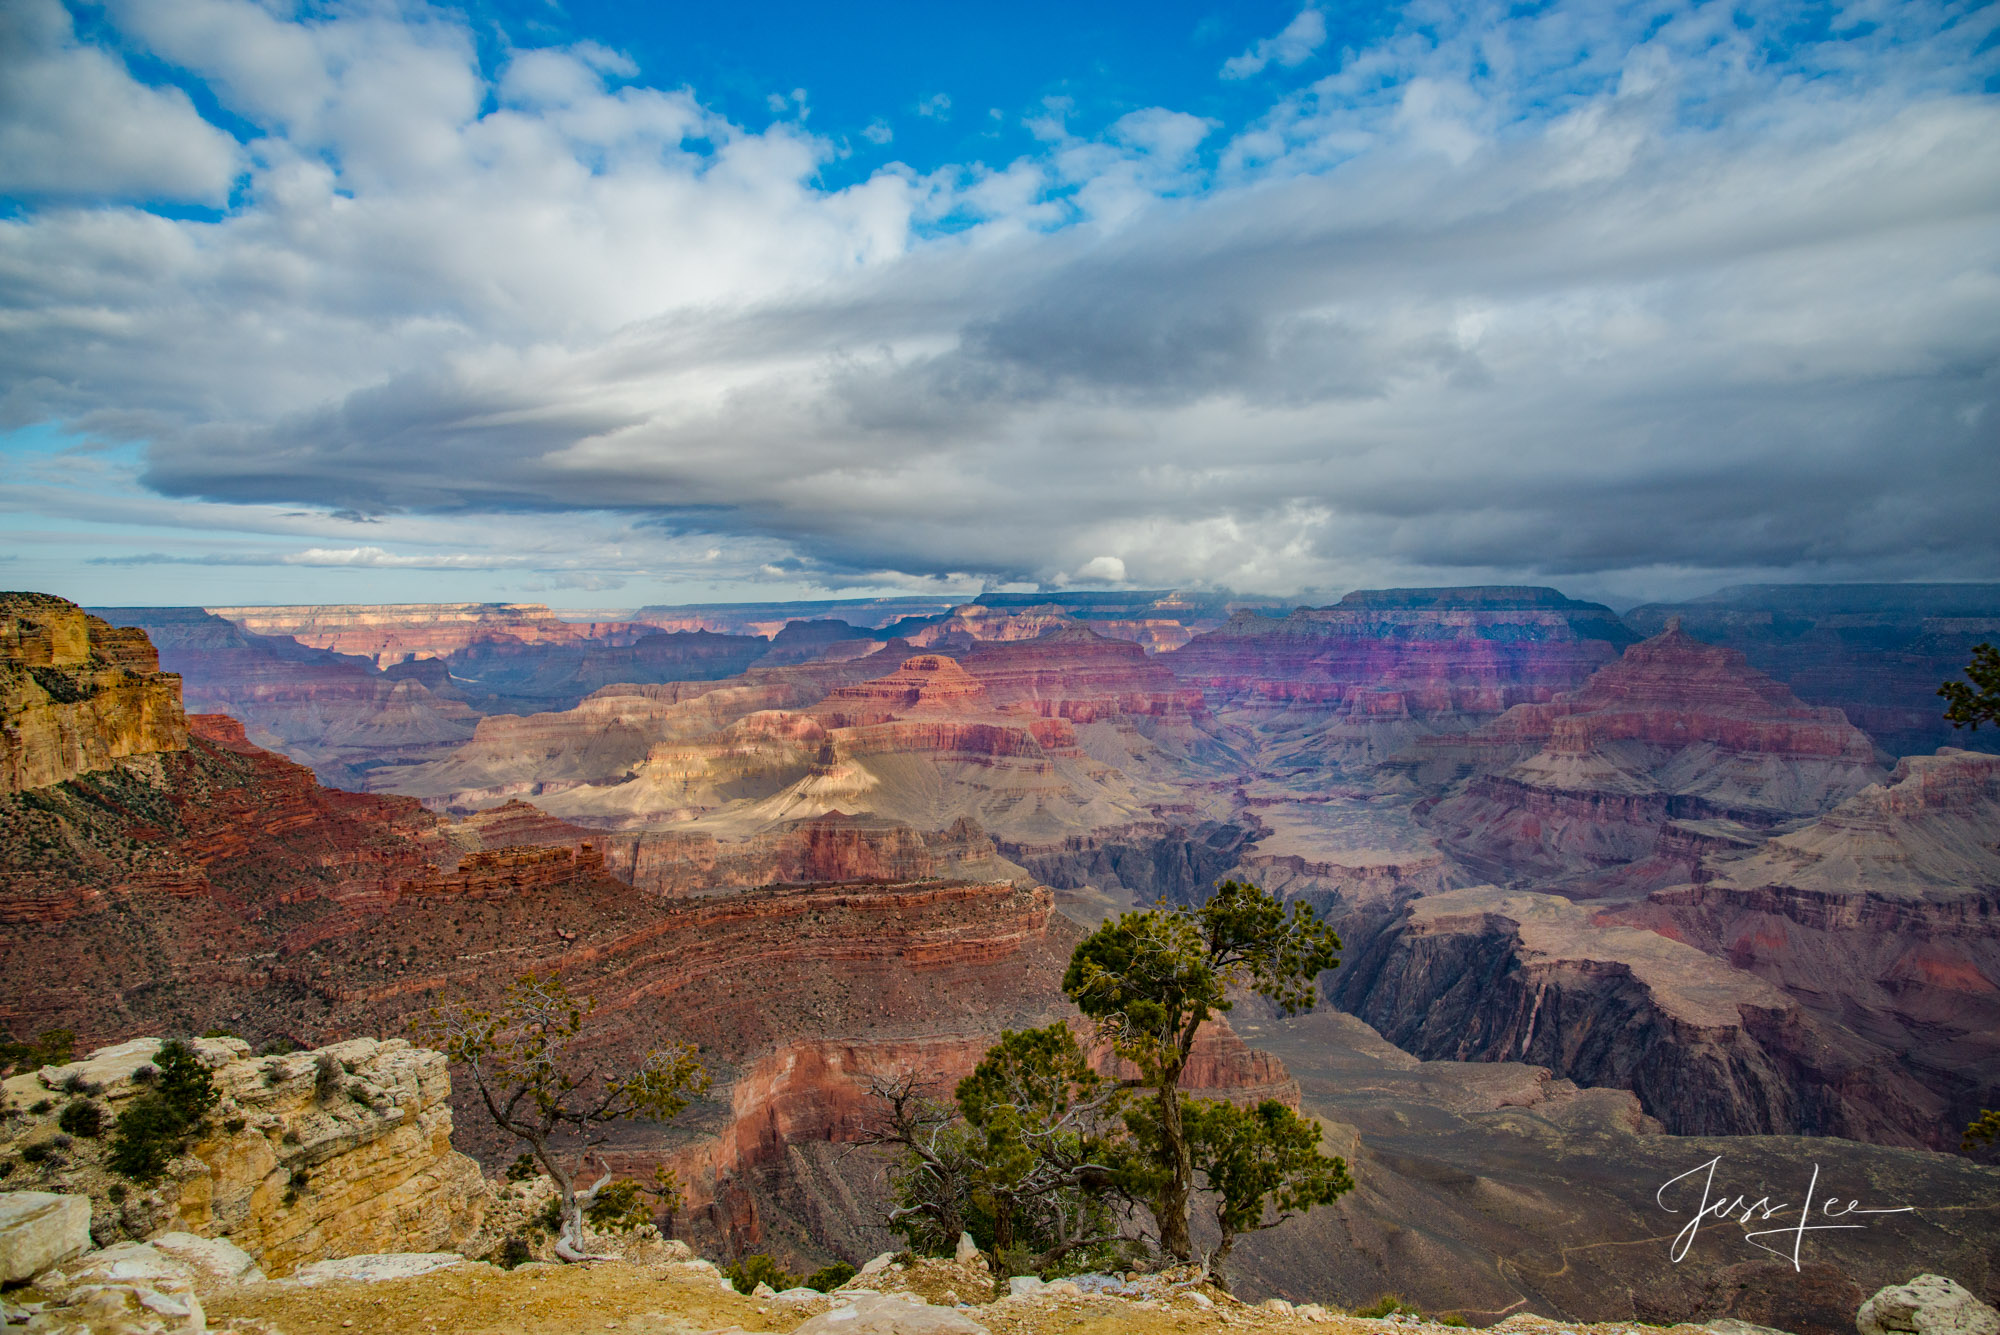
92;607;477;788
0;1036;489;1275
206;603;647;669
1172;586;1633;713
372;631;1226;890
2;594;186;794
1331;884;1945;1143
1625;583;2000;756
1423;623;1886;885
1607;747;2000;1140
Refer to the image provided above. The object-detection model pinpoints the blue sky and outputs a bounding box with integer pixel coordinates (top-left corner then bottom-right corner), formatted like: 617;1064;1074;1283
2;0;1997;609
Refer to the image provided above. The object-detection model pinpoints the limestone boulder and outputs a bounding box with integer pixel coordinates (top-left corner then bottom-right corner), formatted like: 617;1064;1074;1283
146;1234;263;1287
29;1241;205;1335
0;1193;92;1284
1857;1275;2000;1335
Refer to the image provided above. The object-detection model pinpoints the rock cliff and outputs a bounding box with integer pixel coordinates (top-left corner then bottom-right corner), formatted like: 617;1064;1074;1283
2;595;187;795
1330;885;1943;1143
1605;747;2000;1142
1168;588;1634;741
0;1036;489;1275
90;607;477;789
1625;582;2000;756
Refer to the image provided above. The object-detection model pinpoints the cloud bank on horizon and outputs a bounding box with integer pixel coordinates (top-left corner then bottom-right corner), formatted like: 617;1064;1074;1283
2;0;1997;607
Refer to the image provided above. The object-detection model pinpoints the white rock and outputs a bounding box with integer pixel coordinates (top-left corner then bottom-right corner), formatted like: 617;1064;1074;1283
146;1235;264;1287
37;1242;206;1335
42;1282;204;1335
774;1288;822;1301
1007;1276;1046;1297
792;1291;990;1334
954;1233;980;1265
1858;1276;2000;1335
0;1193;92;1284
1185;1291;1214;1309
1042;1280;1080;1297
1263;1298;1296;1314
288;1253;472;1285
859;1251;899;1277
753;1282;778;1298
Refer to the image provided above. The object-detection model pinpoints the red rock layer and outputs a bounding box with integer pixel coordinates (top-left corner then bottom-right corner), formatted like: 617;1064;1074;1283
624;814;1007;895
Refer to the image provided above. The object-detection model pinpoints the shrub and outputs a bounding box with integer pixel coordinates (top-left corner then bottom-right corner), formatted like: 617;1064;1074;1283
505;1153;539;1182
58;1100;104;1138
130;1065;158;1085
59;1073;100;1096
107;1182;127;1203
19;1142;53;1165
1353;1295;1420;1319
314;1053;344;1102
804;1262;856;1293
107;1040;219;1182
223;1116;247;1134
283;1167;311;1207
496;1235;534;1269
723;1254;795;1294
28;1099;52;1116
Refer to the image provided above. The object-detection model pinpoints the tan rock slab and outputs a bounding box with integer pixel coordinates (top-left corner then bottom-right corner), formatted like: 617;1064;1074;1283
0;1192;91;1284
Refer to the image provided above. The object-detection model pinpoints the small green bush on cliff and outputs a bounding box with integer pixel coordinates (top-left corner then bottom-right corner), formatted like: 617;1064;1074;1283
57;1099;103;1138
108;1040;218;1182
723;1254;795;1294
804;1262;856;1293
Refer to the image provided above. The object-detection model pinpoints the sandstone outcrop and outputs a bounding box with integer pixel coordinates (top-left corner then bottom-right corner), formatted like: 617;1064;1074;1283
2;595;187;794
0;1037;489;1276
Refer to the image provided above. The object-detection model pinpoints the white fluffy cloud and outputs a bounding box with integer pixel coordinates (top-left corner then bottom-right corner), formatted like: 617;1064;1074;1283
0;0;240;202
2;0;1997;603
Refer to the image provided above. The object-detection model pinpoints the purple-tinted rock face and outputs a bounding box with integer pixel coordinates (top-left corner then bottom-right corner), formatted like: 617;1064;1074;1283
1169;586;1636;723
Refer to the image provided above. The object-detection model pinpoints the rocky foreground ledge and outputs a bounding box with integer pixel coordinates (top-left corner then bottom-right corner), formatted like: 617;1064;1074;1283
6;1211;1998;1335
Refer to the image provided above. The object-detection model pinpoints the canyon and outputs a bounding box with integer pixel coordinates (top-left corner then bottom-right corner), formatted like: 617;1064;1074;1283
8;585;2000;1323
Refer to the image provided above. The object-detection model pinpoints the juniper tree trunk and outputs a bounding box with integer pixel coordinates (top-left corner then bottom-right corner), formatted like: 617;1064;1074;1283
1155;1085;1194;1261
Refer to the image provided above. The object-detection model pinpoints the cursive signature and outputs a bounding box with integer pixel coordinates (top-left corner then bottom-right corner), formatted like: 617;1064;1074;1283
1655;1156;1914;1270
